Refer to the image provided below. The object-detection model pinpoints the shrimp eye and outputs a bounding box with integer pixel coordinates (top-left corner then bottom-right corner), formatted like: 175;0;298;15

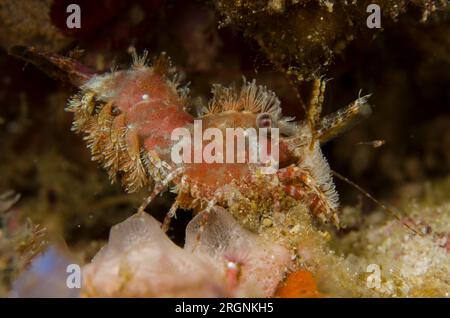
256;113;272;128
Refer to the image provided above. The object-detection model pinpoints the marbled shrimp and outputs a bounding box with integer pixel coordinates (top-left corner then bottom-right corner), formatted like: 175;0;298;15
10;47;373;240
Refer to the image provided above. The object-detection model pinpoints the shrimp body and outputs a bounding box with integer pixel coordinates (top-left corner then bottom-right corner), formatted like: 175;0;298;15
11;47;372;232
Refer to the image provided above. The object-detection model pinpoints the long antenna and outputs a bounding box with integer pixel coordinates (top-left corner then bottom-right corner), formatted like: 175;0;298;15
9;46;96;86
331;170;425;237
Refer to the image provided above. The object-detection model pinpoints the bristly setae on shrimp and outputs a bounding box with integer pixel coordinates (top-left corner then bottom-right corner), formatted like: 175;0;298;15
10;46;374;243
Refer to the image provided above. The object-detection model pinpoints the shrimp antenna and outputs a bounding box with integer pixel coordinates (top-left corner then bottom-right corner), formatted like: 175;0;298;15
9;46;96;86
331;170;425;237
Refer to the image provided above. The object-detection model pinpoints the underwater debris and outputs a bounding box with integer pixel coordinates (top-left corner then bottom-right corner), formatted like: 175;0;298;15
0;190;20;213
357;140;386;148
0;0;72;51
0;191;47;297
213;0;448;80
336;192;450;297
